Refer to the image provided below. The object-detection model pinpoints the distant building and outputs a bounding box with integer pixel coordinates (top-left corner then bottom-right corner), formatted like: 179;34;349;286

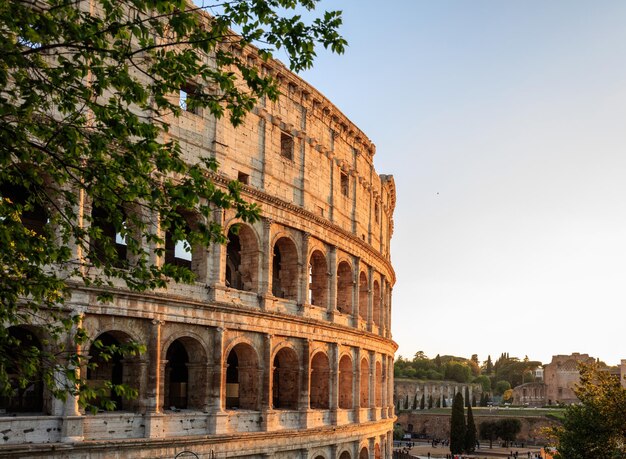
512;382;545;407
544;353;595;405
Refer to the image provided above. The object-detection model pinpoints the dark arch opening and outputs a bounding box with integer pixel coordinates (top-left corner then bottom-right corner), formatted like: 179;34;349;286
165;339;189;409
87;332;125;410
272;348;299;409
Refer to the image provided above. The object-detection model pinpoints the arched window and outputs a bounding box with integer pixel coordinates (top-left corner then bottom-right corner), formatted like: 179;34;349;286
272;237;298;300
339;452;351;459
309;352;330;409
360;358;369;407
338;355;353;409
0;326;44;413
358;271;368;320
87;331;136;411
225;225;259;291
272;348;299;409
0;183;49;236
225;343;259;410
90;204;128;266
359;447;368;459
164;337;207;411
308;250;328;307
336;261;353;315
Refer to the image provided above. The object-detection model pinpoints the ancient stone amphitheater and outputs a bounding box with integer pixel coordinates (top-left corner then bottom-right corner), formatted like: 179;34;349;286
0;35;397;459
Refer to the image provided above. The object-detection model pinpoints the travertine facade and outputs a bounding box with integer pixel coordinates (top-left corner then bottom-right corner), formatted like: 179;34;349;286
0;14;397;459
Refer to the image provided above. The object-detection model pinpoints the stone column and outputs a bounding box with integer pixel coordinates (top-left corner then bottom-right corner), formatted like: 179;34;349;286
145;318;164;438
329;343;339;425
388;355;394;418
369;350;376;419
380;276;387;337
299;339;312;426
206;208;225;288
381;356;388;419
368;437;376;459
299;232;311;308
209;327;227;433
261;333;276;430
367;265;374;331
60;316;84;442
352;256;360;327
327;245;338;319
259;218;273;309
354;347;361;423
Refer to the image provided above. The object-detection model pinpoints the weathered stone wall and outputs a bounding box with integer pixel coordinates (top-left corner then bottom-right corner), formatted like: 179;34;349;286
396;412;559;445
394;380;482;410
544;353;595;405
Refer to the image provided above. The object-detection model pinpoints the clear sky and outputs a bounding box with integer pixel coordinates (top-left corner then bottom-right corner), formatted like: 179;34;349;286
297;0;626;366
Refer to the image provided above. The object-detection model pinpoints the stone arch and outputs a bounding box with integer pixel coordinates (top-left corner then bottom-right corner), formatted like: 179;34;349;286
86;330;139;411
308;249;328;307
338;354;353;409
358;270;368;320
310;351;330;409
164;336;207;410
338;451;351;459
375;360;383;407
0;326;45;413
272;236;299;300
336;260;353;315
359;447;368;459
225;342;260;410
164;208;206;276
360;356;370;407
225;223;259;291
272;347;299;409
372;279;381;327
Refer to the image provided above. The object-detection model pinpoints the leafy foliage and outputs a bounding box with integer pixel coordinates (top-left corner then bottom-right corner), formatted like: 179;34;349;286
551;363;626;459
0;0;345;410
479;418;521;449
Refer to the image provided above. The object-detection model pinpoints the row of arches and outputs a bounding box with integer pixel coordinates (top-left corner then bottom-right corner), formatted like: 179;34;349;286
1;325;393;417
2;184;392;333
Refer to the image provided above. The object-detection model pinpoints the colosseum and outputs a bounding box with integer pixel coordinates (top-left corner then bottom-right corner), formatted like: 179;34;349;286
0;18;397;459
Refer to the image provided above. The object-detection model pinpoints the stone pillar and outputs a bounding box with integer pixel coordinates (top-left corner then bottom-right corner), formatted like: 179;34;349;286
60;317;84;442
354;347;361;423
209;327;227;433
145;318;164;438
299;232;311;308
260;218;273;308
327;245;338;319
261;333;276;430
369;350;376;418
380;276;387;337
352;256;360;327
367;265;374;331
388;355;394;418
299;339;312;415
368;437;376;459
381;356;388;419
206;208;225;288
329;343;339;425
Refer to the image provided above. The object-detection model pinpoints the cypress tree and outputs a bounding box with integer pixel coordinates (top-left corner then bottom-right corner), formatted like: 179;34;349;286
450;392;466;454
428;395;433;409
472;394;477;407
414;393;419;411
442;396;447;408
420;393;425;410
465;386;470;407
465;404;477;453
405;394;410;410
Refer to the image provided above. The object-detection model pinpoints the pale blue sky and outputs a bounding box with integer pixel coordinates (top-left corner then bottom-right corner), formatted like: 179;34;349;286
298;1;626;366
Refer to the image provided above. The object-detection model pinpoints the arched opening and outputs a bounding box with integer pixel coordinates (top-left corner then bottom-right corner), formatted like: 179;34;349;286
358;271;368;320
90;205;128;266
272;236;299;300
336;261;353;315
375;361;383;407
272;347;299;409
165;340;189;409
338;355;353;409
359;447;368;459
373;280;381;327
360;357;370;407
165;223;192;270
339;452;351;459
87;331;137;411
225;343;259;410
308;250;328;307
163;336;207;411
0;326;44;413
309;352;330;409
0;183;50;236
225;225;259;291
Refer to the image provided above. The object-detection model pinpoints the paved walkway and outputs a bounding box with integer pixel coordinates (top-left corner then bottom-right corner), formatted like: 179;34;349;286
399;442;547;459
